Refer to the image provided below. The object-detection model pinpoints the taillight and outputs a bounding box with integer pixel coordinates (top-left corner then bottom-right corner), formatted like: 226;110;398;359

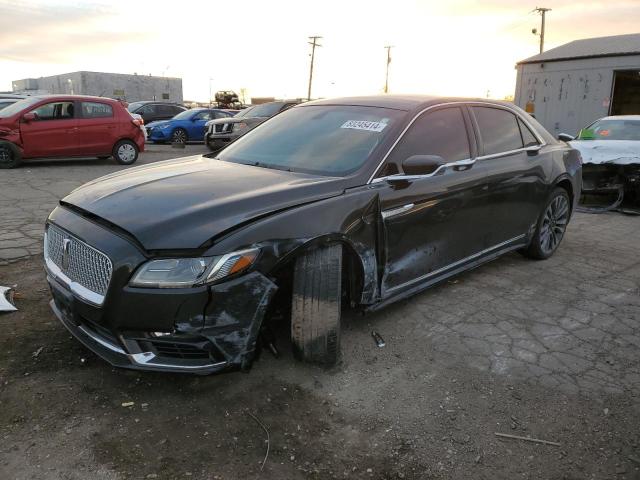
132;118;144;127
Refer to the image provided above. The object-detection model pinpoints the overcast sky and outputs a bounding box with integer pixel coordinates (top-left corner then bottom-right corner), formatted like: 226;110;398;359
0;0;638;101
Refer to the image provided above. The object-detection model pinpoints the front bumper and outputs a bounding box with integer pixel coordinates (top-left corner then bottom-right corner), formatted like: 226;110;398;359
45;207;278;374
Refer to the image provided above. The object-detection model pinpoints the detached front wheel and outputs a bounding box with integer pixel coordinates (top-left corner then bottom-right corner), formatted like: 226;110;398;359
523;187;570;259
291;244;342;365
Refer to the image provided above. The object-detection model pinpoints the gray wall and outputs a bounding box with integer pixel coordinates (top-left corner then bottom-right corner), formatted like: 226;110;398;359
13;71;183;103
514;54;640;136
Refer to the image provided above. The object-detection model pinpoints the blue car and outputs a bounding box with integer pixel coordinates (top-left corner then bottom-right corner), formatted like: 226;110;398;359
146;108;233;144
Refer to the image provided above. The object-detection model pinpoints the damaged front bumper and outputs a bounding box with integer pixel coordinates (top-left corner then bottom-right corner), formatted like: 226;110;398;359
580;163;640;213
45;207;278;374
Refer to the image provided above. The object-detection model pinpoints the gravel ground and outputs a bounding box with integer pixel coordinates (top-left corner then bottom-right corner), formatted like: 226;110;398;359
0;147;639;479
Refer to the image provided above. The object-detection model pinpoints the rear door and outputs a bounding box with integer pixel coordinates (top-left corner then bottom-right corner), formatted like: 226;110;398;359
20;100;78;157
157;104;178;121
470;105;548;244
375;105;492;296
76;101;116;155
188;110;214;139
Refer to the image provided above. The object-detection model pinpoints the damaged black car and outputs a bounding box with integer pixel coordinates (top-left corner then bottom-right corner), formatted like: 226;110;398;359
44;96;582;374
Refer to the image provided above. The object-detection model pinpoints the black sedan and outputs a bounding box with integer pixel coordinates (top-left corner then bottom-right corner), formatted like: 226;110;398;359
44;95;582;374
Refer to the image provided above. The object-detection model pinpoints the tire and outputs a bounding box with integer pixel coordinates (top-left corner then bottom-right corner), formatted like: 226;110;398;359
0;141;21;169
291;244;342;365
522;187;571;260
112;139;139;165
171;128;188;144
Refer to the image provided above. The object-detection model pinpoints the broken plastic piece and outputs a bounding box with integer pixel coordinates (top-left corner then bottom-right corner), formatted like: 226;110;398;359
0;286;17;312
371;331;386;348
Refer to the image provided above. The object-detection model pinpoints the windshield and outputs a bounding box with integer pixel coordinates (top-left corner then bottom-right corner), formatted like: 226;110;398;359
0;97;41;118
127;101;145;112
217;105;405;176
172;109;199;120
234;106;255;118
578;119;640;141
247;102;285;118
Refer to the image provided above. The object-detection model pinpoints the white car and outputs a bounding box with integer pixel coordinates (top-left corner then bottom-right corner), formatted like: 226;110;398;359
559;116;640;212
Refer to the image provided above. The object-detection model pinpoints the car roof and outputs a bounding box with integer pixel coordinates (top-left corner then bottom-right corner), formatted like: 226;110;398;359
129;100;185;106
303;95;517;112
0;94;27;99
27;94;123;104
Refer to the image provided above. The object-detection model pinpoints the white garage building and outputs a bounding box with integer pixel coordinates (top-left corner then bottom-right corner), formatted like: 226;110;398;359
514;33;640;137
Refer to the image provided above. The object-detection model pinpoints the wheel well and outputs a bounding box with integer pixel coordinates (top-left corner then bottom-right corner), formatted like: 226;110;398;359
556;178;574;209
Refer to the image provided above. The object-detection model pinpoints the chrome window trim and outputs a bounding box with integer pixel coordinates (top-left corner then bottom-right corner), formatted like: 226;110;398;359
385;234;526;294
371;157;476;184
368;101;547;184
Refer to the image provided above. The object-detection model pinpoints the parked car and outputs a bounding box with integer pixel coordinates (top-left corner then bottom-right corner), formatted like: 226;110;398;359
44;96;581;374
127;101;186;124
0;95;145;168
0;94;26;111
204;100;301;151
559;116;640;212
146;108;233;144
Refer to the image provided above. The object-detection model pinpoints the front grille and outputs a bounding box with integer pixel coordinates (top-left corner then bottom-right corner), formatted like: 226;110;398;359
45;225;112;298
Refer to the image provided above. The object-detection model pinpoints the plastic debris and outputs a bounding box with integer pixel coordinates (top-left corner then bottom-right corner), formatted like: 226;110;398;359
121;401;135;407
371;331;386;348
0;286;18;312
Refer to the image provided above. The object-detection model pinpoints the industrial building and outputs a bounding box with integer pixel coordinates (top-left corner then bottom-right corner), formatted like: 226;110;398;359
514;33;640;136
12;71;183;103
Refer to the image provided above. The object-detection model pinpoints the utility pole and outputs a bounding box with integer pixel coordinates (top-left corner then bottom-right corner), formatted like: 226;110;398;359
307;36;322;101
384;45;393;94
534;7;551;54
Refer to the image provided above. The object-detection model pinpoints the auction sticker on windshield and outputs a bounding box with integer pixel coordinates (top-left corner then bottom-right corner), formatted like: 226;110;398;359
341;120;387;132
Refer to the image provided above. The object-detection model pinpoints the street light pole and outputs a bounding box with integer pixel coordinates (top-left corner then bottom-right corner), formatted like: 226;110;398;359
307;36;322;101
384;45;393;94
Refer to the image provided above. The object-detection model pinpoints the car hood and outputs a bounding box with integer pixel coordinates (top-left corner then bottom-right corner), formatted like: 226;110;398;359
569;140;640;165
61;155;348;250
146;120;171;129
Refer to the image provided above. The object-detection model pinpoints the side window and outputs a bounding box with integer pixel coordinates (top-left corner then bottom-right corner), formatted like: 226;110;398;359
81;102;113;118
158;104;176;116
518;117;539;147
173;106;186;115
193;111;212;121
138;104;156;116
214;111;230;119
31;101;75;121
385;107;471;174
473;107;524;155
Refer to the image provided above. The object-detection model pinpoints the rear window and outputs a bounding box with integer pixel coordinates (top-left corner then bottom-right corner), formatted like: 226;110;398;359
81;102;113;118
473;107;524;155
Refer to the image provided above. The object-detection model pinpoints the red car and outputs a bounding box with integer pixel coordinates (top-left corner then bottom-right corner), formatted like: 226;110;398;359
0;95;145;169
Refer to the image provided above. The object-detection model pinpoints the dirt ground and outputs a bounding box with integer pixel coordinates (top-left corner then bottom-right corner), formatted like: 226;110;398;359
1;211;639;480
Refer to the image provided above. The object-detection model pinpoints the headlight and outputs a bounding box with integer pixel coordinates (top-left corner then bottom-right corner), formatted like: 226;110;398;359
233;122;247;131
159;123;172;129
129;248;260;288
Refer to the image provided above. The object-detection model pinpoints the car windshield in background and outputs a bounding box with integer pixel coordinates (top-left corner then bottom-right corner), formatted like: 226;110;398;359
234;106;255;118
0;97;40;118
248;102;285;118
217;105;405;176
172;109;199;120
578;119;640;141
127;102;145;112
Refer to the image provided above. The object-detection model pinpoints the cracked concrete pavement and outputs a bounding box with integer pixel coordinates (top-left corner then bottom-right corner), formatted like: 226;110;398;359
0;145;209;264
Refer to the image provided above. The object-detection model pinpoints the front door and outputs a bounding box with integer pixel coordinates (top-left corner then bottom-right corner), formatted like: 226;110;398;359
20;100;78;158
374;106;492;297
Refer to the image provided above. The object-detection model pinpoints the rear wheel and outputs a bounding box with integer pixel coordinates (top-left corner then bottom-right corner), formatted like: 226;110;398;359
291;244;342;365
112;139;139;165
522;187;570;259
0;142;21;169
171;128;188;144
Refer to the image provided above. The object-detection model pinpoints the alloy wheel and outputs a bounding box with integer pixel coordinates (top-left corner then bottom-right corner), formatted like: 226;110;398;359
172;130;187;144
539;194;569;255
0;146;14;166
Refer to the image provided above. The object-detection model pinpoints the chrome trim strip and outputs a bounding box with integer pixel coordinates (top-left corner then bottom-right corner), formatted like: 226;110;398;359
382;203;415;219
368;101;547;183
386;234;526;294
45;255;106;306
77;325;126;353
372;158;477;184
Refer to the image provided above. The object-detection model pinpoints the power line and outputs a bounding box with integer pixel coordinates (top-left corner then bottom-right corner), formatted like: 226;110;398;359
533;7;551;54
384;45;393;94
307;36;322;101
